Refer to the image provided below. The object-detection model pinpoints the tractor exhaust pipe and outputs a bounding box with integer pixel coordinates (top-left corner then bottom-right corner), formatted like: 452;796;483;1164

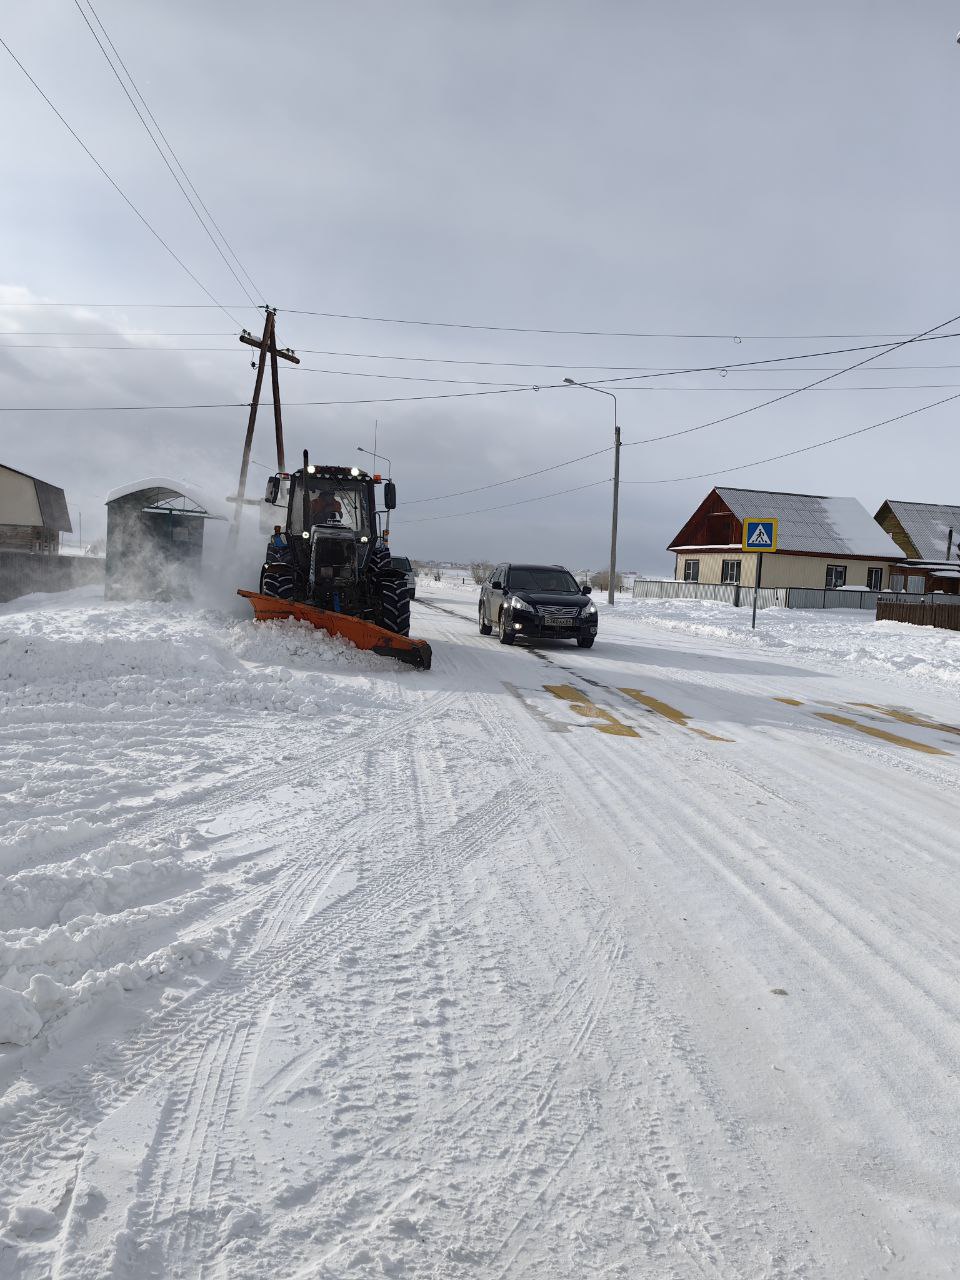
302;449;310;539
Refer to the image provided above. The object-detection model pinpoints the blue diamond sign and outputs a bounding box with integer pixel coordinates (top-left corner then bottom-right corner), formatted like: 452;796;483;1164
742;518;778;553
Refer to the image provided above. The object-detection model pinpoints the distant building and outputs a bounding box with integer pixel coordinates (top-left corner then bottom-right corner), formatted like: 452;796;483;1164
875;499;960;595
0;463;72;554
669;487;902;591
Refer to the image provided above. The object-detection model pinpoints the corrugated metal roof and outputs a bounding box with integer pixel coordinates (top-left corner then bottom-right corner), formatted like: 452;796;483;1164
1;463;71;532
715;487;903;558
885;500;960;562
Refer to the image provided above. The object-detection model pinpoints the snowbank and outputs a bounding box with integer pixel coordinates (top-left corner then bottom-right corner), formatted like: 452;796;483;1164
606;597;960;691
0;594;400;1046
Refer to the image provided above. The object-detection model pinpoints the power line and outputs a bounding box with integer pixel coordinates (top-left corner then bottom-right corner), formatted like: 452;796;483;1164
620;391;960;486
619;306;960;451
73;0;264;307
0;301;258;309
399;390;960;526
0;331;236;337
275;307;938;342
0;35;243;327
403;447;614;506
395;478;611;525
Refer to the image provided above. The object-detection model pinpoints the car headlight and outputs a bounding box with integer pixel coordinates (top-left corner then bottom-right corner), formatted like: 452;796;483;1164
508;595;534;613
583;603;597;615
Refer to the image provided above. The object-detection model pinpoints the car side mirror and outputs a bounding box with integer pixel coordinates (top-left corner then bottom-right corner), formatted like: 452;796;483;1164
264;476;280;504
491;579;502;590
583;584;592;594
383;480;397;510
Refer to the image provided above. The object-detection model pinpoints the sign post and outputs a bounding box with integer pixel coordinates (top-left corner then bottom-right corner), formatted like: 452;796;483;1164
742;518;778;629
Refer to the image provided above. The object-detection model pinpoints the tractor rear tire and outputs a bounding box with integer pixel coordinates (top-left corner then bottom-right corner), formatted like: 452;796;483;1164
379;577;410;636
260;565;294;600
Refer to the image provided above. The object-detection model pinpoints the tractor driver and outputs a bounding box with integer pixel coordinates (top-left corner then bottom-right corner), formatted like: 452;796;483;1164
308;489;343;526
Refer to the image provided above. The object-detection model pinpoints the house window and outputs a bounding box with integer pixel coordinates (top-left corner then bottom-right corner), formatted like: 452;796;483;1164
683;559;700;583
866;567;883;591
907;575;925;594
825;565;847;590
890;573;904;592
721;559;741;584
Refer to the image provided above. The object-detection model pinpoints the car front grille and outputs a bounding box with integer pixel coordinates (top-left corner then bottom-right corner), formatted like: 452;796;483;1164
539;605;579;619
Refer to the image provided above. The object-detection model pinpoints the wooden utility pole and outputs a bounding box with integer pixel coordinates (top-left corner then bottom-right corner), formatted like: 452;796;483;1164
227;308;299;551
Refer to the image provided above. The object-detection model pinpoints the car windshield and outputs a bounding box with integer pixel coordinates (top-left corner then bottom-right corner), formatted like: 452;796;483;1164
507;567;581;593
290;477;369;534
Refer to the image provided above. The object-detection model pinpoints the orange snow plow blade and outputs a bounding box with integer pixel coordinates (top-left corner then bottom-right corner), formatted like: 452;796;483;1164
237;590;432;670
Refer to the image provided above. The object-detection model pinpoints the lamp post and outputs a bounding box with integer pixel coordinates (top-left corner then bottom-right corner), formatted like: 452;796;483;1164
563;378;621;607
357;446;393;536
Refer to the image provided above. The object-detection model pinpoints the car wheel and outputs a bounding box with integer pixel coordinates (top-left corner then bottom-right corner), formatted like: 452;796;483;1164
479;604;492;635
576;634;595;648
498;610;515;645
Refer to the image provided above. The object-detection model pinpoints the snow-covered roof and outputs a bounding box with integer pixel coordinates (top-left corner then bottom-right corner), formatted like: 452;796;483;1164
715;487;903;558
883;500;960;562
104;477;224;518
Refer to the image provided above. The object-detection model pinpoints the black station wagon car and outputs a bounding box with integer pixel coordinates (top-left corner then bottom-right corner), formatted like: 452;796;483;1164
479;563;598;647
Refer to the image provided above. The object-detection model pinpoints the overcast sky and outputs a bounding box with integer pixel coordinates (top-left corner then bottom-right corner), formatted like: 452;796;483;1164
2;1;959;573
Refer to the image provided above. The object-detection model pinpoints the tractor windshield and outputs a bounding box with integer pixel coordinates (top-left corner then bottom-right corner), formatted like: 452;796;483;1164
290;476;370;535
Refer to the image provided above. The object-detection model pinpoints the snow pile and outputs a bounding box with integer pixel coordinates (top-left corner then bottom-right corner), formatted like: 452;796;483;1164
0;592;399;1047
607;597;960;690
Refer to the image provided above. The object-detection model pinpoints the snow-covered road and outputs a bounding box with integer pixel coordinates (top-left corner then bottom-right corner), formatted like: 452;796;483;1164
2;586;959;1278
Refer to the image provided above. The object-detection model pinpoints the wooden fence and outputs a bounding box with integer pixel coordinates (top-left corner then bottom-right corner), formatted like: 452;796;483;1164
875;598;960;631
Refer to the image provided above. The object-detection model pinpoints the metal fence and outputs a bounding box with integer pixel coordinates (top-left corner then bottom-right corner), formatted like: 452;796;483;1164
631;579;927;613
630;579;784;610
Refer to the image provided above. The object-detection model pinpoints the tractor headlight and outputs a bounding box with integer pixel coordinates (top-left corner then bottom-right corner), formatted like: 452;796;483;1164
360;535;369;543
301;531;310;539
508;595;534;613
350;466;361;477
306;465;316;474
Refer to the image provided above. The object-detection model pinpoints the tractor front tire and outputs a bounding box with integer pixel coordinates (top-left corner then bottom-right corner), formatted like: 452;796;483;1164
260;565;294;600
380;576;411;636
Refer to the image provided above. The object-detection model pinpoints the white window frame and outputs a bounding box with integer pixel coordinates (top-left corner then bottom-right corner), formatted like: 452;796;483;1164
683;558;700;583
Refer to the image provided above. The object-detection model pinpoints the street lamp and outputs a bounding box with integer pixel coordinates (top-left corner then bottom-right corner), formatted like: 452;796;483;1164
563;378;621;607
357;445;391;476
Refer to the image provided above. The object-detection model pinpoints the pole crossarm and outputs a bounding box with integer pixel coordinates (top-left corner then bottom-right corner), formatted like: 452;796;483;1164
239;328;300;364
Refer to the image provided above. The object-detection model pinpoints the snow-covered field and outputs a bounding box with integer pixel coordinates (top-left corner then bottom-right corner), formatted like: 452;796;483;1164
2;584;959;1277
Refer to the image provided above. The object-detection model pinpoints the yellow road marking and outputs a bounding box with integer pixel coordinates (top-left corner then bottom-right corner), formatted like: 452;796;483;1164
543;684;640;738
813;712;950;756
849;703;960;738
618;688;732;742
773;697;804;706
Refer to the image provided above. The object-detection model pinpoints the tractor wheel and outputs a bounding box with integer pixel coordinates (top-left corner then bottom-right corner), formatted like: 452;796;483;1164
379;576;410;636
498;610;515;645
479;604;492;635
260;565;294;600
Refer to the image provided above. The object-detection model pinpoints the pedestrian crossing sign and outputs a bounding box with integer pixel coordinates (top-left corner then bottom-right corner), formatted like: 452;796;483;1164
742;518;778;553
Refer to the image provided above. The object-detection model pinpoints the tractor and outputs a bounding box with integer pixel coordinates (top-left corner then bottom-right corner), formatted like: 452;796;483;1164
238;450;431;669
